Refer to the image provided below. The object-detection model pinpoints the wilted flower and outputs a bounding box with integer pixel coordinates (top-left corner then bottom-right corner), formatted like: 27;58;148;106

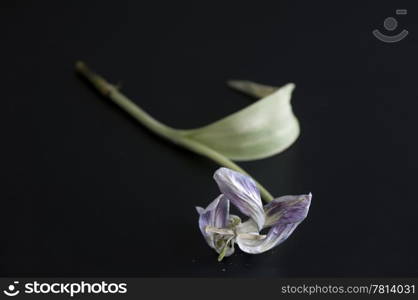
196;167;311;261
76;62;308;260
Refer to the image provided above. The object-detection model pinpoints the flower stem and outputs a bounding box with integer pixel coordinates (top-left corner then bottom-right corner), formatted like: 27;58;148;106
75;61;274;202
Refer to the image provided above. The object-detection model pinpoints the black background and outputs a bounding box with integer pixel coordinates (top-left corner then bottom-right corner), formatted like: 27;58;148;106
1;1;417;277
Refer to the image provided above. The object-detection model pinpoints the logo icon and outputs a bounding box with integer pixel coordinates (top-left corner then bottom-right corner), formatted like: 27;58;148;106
373;9;408;43
3;281;20;297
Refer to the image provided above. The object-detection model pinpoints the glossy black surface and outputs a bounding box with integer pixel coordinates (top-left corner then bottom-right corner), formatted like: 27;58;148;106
1;1;417;277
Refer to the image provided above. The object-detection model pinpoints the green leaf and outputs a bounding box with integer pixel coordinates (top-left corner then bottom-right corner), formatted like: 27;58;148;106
179;81;300;161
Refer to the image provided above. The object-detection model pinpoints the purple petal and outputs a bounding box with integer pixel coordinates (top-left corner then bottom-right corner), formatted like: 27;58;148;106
264;193;312;227
236;219;302;254
195;207;205;214
213;196;229;229
237;194;311;254
196;195;230;248
213;168;265;230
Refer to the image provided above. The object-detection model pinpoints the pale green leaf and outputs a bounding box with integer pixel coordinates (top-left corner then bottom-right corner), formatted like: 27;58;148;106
179;81;300;161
